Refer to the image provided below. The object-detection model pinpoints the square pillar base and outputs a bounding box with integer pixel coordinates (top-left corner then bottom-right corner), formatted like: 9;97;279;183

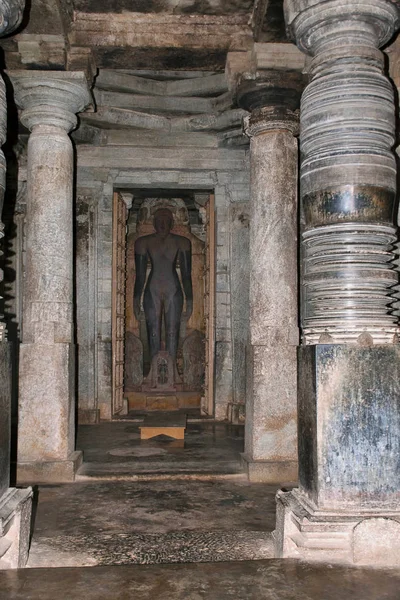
0;487;33;569
17;451;83;484
241;454;298;483
274;489;400;566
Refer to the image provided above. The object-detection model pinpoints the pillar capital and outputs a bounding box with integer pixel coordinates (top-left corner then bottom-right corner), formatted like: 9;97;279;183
8;70;92;132
244;106;299;137
237;70;305;113
285;0;399;75
237;70;304;137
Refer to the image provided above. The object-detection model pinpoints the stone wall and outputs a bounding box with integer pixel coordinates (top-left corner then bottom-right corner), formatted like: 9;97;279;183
76;147;250;421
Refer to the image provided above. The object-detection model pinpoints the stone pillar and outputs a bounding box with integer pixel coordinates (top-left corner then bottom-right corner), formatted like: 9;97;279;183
274;0;400;566
9;71;91;483
237;73;304;483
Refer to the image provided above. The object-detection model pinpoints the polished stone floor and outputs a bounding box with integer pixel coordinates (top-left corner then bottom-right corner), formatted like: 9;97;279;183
27;420;280;567
3;560;400;600
27;479;277;567
6;419;400;596
76;417;246;479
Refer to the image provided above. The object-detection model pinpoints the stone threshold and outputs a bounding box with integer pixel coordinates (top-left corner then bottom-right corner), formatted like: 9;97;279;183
76;472;247;483
27;530;274;568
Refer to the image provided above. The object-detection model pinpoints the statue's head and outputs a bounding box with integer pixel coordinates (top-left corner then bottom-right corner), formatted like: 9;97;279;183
153;208;174;236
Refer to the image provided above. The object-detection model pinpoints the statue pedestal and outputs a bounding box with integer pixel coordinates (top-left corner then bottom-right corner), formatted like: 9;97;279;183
141;351;183;393
125;391;201;411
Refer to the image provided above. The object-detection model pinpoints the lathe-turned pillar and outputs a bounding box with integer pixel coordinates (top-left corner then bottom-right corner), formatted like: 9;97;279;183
274;0;400;566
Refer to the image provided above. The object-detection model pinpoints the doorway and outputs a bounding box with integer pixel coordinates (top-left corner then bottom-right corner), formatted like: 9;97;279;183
111;190;215;418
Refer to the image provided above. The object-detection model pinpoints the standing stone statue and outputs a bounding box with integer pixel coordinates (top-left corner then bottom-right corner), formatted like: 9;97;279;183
133;208;193;388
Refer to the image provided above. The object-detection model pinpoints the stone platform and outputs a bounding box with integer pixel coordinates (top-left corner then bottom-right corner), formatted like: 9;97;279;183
139;412;187;440
126;391;201;411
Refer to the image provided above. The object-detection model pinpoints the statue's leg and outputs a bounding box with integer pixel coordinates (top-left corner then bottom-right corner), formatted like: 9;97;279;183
165;289;183;360
143;289;162;359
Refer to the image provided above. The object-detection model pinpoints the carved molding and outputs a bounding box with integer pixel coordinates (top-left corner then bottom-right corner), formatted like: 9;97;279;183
8;71;92;132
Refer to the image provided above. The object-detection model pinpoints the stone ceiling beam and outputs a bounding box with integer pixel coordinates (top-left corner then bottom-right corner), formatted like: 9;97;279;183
99;130;220;149
82;106;247;133
165;74;228;97
95;70;228;97
94;90;214;115
69;12;253;52
96;70;167;95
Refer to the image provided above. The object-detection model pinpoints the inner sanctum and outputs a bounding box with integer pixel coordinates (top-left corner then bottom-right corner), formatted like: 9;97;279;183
118;191;214;415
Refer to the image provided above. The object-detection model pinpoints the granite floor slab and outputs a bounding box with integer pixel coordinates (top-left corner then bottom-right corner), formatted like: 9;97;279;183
76;421;246;478
2;560;400;600
27;479;279;567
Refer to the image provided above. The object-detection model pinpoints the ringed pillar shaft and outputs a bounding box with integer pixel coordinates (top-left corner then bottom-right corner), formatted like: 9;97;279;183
274;0;400;566
10;71;91;483
237;74;304;483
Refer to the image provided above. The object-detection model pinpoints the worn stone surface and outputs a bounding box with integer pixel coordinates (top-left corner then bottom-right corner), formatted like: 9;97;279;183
245;345;298;463
353;518;400;566
230;204;249;412
243;111;299;478
76;194;98;420
18;344;75;463
28;530;273;567
17;451;83;485
0;487;33;569
0;343;11;498
241;454;298;484
3;559;400;599
69;13;253;71
76;421;245;478
298;344;400;511
275;488;400;566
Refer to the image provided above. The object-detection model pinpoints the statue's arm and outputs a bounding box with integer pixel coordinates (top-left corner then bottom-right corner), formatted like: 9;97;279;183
133;238;147;319
179;239;193;319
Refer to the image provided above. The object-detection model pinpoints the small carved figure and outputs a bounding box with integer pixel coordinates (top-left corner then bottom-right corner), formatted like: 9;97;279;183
133;208;193;384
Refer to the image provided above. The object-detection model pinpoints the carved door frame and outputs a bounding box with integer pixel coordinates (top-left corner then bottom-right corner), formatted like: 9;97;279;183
203;193;216;416
111;192;128;417
112;190;216;416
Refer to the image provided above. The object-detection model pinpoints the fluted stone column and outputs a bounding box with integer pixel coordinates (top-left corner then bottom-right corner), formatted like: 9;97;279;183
9;71;91;483
274;0;400;566
237;73;304;483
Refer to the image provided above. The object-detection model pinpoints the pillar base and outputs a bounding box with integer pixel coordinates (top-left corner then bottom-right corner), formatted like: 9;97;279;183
241;454;298;483
17;451;83;484
0;487;33;569
78;408;100;424
274;489;400;566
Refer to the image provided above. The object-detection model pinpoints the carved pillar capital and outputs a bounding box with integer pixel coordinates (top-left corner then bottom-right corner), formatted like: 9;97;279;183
237;70;305;111
244;106;299;137
9;71;92;132
285;0;399;77
237;70;304;136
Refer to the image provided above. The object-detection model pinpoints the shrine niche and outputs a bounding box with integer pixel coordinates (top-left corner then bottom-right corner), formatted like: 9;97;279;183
124;196;206;411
